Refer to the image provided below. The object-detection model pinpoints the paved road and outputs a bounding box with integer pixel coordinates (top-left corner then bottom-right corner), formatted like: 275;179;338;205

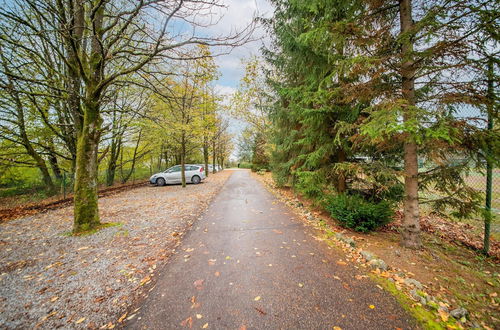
128;170;416;329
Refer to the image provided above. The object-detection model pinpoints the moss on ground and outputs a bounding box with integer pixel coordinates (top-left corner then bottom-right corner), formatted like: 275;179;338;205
371;275;459;330
62;222;122;236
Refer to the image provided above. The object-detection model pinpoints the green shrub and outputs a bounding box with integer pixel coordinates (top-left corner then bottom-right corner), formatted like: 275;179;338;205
238;162;252;169
324;194;394;232
295;170;324;199
251;164;270;172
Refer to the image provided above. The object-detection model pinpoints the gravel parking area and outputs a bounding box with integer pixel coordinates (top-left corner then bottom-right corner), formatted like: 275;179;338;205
0;171;232;329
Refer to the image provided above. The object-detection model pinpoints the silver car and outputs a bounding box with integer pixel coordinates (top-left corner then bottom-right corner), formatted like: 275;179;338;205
149;164;206;186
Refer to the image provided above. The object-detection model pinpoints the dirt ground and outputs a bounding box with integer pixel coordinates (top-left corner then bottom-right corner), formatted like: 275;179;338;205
0;171;232;329
254;171;500;329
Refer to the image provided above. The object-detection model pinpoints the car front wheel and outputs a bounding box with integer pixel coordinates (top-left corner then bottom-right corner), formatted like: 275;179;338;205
191;175;201;184
156;177;166;186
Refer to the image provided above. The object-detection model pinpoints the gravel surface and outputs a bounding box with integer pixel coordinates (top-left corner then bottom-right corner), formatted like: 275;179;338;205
0;171;232;329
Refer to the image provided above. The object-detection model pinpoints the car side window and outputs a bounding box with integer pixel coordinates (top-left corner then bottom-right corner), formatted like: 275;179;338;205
170;166;181;172
189;166;198;171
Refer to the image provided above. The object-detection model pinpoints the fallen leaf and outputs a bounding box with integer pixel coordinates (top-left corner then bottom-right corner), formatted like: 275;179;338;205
202;323;208;328
191;296;200;309
77;246;90;251
272;229;283;234
196;314;202;319
333;327;342;330
75;317;86;324
41;311;57;321
50;296;58;302
254;296;261;301
369;305;375;309
298;283;304;288
180;316;193;328
194;279;204;290
225;256;231;260
214;271;220;277
118;313;127;323
336;261;347;266
139;276;151;286
438;309;449;322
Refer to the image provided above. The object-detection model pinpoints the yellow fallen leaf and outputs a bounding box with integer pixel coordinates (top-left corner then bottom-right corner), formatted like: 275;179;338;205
139;276;151;286
50;296;58;302
118;312;127;323
225;256;231;260
336;261;347;266
369;305;375;309
77;246;90;251
196;314;202;319
438;309;449;322
254;296;261;301
202;323;208;328
333;327;342;330
298;283;304;288
75;317;86;324
41;311;57;321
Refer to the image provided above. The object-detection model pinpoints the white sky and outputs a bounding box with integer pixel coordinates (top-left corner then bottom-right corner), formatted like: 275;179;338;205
209;0;273;161
211;0;273;91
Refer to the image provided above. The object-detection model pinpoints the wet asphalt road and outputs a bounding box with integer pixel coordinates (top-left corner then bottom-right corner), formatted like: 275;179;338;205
128;170;416;330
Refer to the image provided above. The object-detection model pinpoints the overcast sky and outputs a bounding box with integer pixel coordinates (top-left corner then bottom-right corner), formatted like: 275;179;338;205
205;0;273;160
210;0;273;96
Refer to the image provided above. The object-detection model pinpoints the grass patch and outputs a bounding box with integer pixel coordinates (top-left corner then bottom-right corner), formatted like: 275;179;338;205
371;275;456;330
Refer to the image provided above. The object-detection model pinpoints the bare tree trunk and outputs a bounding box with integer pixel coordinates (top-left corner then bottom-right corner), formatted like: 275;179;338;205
73;99;101;232
203;136;209;177
212;139;217;174
106;109;123;186
47;145;63;181
73;2;104;233
106;139;120;186
337;149;346;193
181;132;186;187
399;0;421;249
121;129;142;183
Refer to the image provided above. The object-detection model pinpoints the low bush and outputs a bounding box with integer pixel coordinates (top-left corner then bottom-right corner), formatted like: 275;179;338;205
238;162;252;169
324;194;394;232
295;170;325;199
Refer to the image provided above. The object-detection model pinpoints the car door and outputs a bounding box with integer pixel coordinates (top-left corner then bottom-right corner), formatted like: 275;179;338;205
165;165;181;184
185;165;195;182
